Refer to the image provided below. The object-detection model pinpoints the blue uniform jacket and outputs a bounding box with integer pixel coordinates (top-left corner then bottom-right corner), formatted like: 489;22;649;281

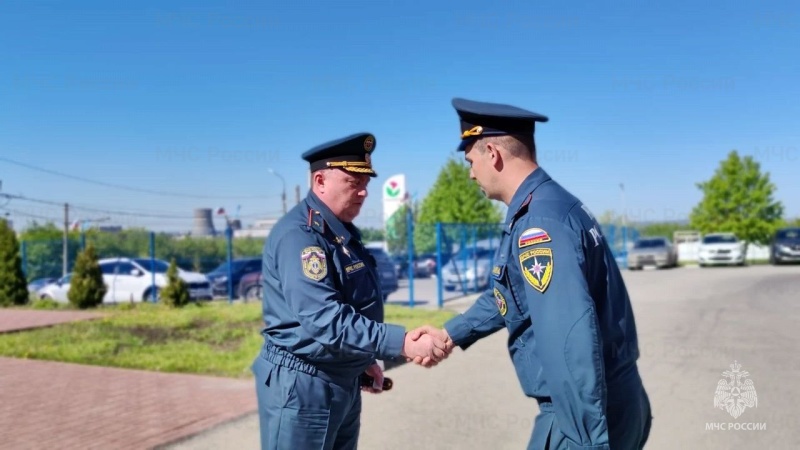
444;168;642;449
259;191;406;383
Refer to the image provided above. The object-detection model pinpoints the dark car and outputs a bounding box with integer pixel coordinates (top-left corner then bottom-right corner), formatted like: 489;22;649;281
27;277;59;294
770;227;800;265
205;257;262;298
367;247;399;302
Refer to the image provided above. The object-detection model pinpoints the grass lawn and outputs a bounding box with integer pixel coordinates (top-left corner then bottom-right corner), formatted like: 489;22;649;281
0;301;457;379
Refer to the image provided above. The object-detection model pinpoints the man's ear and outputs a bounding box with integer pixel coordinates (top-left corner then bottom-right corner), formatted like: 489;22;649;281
313;171;326;192
486;142;503;169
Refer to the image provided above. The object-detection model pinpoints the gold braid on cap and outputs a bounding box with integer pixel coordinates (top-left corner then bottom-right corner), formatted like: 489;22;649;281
326;161;370;168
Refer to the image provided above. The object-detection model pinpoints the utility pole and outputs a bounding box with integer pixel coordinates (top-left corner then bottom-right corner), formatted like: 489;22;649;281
295;185;301;205
63;203;69;277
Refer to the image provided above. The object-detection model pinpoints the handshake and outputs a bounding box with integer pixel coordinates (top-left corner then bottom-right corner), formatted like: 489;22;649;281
400;325;455;368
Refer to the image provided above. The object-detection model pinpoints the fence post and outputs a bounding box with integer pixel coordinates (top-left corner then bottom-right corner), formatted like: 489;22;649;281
149;231;157;302
471;226;478;292
406;207;414;308
436;223;443;309
227;225;234;303
20;240;27;278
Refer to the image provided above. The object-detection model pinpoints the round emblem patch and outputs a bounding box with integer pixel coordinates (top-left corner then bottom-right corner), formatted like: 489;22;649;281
493;288;507;316
363;135;375;152
301;246;327;281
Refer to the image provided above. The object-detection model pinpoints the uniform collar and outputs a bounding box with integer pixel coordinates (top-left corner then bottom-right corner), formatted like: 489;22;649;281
503;167;552;232
306;191;354;244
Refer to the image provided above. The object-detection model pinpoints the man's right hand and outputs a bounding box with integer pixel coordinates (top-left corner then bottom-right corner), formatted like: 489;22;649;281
400;329;451;368
403;326;455;367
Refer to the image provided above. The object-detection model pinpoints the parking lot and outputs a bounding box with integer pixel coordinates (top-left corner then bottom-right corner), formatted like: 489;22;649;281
169;263;800;449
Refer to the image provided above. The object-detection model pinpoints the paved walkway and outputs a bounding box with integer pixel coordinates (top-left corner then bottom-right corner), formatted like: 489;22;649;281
0;309;105;333
0;309;257;450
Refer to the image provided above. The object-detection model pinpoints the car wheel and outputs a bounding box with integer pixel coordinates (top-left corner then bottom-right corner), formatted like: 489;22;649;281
143;287;161;302
243;285;262;302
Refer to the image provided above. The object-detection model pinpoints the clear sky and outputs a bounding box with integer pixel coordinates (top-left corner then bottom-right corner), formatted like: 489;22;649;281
1;0;798;233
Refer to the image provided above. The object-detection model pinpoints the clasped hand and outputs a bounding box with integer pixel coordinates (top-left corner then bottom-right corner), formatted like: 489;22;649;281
401;325;454;368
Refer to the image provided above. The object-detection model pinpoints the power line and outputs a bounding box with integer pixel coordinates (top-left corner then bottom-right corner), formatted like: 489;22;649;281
0;156;279;200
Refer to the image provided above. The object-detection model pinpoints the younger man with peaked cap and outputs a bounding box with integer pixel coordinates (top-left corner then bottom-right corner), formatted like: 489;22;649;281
414;98;652;449
251;132;449;450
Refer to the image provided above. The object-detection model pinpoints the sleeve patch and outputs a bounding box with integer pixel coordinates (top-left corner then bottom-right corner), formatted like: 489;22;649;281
301;246;328;281
518;227;552;248
519;247;553;293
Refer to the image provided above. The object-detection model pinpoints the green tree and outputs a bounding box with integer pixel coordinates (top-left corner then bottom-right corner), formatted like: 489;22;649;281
0;219;29;306
68;243;107;309
359;227;385;243
385;204;416;255
689;150;784;245
413;156;503;254
161;258;190;308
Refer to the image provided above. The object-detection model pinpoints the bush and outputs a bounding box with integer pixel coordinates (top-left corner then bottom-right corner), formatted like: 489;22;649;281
30;298;63;310
68;244;107;309
0;219;29;307
161;258;190;308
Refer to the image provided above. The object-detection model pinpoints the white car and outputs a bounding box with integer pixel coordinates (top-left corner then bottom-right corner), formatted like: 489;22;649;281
37;274;73;303
97;257;212;303
698;233;746;267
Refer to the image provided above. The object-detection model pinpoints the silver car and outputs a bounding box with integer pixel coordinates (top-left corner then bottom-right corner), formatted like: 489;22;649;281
442;247;496;292
627;237;678;270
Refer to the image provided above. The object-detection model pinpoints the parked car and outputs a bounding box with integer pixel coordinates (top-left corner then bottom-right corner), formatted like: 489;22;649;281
205;257;262;298
697;233;745;267
97;257;212;303
442;247;496;292
37;274;73;303
627;237;678;270
392;253;434;279
367;247;399;302
769;227;800;265
27;277;59;294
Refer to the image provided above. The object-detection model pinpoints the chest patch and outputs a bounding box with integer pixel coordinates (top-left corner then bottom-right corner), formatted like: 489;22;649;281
519;247;553;293
493;288;508;316
518;227;551;248
345;261;366;275
301;246;328;281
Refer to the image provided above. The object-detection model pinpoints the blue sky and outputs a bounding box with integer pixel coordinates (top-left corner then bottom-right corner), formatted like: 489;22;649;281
1;0;798;233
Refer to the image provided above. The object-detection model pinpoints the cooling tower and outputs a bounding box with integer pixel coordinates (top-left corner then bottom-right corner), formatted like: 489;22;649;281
192;208;217;236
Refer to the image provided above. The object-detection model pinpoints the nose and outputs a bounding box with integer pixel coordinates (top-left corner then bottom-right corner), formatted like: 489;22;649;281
358;188;368;198
469;168;476;180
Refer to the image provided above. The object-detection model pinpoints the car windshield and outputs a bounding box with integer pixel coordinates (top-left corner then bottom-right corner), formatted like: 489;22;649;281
702;235;738;244
132;258;171;273
776;229;800;240
634;239;666;249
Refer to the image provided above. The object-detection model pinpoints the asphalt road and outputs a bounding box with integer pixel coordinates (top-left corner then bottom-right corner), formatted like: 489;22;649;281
165;264;800;449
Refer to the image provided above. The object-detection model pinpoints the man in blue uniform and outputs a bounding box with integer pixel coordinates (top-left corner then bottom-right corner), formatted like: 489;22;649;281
412;99;652;449
252;132;449;450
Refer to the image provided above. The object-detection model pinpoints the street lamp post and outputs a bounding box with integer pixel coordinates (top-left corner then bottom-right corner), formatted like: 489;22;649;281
619;183;628;268
267;169;287;215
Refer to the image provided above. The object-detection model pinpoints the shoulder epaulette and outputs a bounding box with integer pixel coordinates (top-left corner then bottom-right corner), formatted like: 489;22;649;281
305;208;326;234
509;193;533;231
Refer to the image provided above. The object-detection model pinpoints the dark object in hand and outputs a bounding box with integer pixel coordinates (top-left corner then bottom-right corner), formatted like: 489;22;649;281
360;374;393;391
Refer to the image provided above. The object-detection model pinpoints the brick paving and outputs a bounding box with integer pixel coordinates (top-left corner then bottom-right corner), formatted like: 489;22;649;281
0;357;257;450
0;309;105;333
0;310;257;449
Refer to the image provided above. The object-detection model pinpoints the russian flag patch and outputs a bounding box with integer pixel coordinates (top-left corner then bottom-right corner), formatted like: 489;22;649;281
518;227;551;248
